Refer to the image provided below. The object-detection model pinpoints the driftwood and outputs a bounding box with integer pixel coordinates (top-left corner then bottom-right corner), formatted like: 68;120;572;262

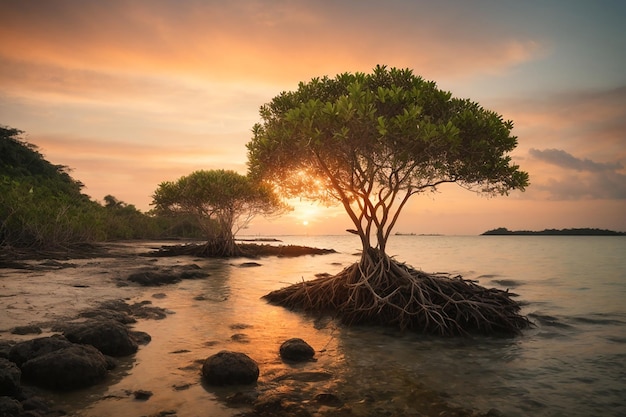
264;252;531;336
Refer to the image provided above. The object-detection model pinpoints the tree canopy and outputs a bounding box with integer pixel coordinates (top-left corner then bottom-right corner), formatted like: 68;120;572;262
248;65;529;252
151;169;287;256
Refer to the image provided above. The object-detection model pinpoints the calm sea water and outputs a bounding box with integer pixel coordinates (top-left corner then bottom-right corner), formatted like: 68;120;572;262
287;235;626;417
257;235;626;417
4;235;625;417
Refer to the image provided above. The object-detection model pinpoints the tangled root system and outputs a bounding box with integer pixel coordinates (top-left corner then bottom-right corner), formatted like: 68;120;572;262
264;252;531;336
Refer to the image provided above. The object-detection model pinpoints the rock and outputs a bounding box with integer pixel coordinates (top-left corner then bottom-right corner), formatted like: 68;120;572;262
0;341;14;360
63;320;138;356
230;333;250;343
98;299;133;313
314;392;344;407
20;393;55;415
130;330;152;346
133;389;153;400
238;262;262;268
21;344;109;390
129;303;169;320
229;323;252;330
202;351;259;385
0;396;22;416
78;308;136;324
8;335;74;367
10;325;42;335
279;338;315;362
127;270;182;286
127;265;209;286
0;358;21;397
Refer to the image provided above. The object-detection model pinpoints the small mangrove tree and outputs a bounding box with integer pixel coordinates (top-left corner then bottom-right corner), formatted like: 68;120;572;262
151;169;287;257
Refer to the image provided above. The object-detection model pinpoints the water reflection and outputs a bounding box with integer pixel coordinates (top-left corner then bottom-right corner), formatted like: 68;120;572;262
5;237;625;417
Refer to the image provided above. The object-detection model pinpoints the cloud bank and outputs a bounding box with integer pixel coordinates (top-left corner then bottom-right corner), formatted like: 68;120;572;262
528;148;626;200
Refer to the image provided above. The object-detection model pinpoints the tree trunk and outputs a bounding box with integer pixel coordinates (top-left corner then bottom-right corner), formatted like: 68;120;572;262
200;234;242;257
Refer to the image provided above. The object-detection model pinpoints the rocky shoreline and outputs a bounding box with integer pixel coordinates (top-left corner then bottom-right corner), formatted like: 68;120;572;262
0;298;165;416
1;243;503;417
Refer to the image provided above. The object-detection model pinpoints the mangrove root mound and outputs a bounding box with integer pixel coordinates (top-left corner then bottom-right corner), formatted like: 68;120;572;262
263;256;531;336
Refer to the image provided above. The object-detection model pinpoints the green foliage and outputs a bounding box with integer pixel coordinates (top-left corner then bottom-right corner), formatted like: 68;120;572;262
152;169;287;256
0;125;202;253
1;125;101;249
247;65;529;252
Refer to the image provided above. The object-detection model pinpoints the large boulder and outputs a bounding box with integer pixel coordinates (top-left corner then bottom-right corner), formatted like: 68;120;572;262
0;358;21;397
63;320;138;356
20;344;109;390
279;338;315;362
202;351;259;386
8;335;74;367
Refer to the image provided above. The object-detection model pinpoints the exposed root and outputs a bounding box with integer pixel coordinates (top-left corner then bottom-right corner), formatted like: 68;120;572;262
263;252;531;336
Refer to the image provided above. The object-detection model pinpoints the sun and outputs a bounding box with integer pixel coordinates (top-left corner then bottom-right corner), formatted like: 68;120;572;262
302;220;309;226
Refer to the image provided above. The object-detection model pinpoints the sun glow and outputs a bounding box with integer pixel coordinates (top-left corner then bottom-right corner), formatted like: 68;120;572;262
288;199;338;229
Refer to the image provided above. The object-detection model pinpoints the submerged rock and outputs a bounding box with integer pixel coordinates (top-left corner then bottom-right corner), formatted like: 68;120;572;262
279;338;315;362
21;344;109;390
63;320;138;356
202;351;259;385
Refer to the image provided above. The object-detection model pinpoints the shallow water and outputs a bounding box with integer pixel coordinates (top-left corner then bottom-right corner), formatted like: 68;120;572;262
1;236;625;416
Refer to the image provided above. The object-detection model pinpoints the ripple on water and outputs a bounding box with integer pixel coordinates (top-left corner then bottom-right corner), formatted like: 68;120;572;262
571;314;626;326
490;278;524;288
527;313;574;329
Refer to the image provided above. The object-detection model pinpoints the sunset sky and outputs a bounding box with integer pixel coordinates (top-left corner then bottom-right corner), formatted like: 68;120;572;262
1;0;625;235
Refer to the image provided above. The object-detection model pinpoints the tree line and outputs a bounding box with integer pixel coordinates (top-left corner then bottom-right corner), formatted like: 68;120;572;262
0;126;205;254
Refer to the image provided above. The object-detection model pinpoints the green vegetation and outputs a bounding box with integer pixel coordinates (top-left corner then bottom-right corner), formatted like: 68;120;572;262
151;170;288;257
483;227;625;236
248;66;530;335
0;125;202;257
1;125;100;251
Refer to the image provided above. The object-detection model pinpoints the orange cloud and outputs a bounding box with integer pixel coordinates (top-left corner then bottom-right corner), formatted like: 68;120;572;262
31;133;249;210
0;1;546;88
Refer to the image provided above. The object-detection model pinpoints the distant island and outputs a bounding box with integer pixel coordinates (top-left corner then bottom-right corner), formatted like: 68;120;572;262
482;227;625;236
